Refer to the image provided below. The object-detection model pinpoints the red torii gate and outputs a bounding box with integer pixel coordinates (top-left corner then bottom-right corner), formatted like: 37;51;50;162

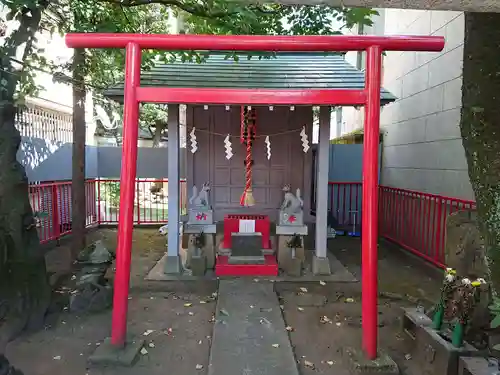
65;33;444;360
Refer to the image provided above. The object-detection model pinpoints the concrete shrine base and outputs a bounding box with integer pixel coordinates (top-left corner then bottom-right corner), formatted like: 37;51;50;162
342;347;399;375
88;337;145;367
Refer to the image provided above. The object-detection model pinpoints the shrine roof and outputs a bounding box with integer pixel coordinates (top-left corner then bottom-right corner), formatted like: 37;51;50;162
103;52;396;104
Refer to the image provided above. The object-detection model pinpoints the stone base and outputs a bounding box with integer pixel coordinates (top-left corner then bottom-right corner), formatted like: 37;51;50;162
190;254;207;276
459;357;497;375
402;307;432;337
279;210;304;226
164;255;183;274
286;257;303;277
312;255;331;275
186;233;215;270
187;208;214;225
342;347;399;375
414;325;480;375
277;235;305;272
88;337;144;367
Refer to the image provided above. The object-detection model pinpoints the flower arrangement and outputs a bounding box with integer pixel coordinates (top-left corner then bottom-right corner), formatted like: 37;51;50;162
432;267;486;347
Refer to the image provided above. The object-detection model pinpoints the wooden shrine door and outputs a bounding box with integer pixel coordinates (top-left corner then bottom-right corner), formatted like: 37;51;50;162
187;105;313;222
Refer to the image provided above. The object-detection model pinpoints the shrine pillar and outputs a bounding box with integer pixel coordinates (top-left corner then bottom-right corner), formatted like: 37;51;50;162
165;104;182;274
312;105;332;275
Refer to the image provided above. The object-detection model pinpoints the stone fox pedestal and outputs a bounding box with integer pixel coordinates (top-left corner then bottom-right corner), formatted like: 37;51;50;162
276;184;307;276
184;184;217;276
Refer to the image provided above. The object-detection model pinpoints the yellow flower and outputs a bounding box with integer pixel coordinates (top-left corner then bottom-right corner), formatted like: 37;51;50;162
471;281;481;287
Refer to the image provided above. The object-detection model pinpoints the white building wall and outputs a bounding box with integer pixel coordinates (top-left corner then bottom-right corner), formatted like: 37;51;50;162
341;9;473;200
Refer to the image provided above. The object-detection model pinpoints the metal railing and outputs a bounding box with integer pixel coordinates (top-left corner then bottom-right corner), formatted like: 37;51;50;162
29;179;476;267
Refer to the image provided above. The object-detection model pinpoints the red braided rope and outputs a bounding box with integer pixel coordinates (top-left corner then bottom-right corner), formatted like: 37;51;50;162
240;107;255;206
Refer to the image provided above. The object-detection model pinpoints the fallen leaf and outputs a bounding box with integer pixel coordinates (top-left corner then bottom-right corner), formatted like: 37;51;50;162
320;316;332;324
196;364;203;370
272;344;280;348
220;309;229;316
336;322;342;327
189;312;194;316
148;342;155;348
297;307;304;311
198;340;202;344
211;292;218;298
405;354;412;360
53;356;61;360
304;360;315;369
140;348;149;355
285;326;294;332
143;329;155;336
345;298;355;303
319;280;326;286
327;360;334;366
184;303;193;307
253;279;259;282
299;287;308;293
199;300;207;304
279;305;284;310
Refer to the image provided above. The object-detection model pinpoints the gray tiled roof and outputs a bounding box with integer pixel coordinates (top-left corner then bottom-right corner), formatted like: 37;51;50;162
103;52;396;104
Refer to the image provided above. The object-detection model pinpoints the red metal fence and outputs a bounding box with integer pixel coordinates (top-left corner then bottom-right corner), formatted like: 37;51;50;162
29;178;187;244
378;187;475;268
30;179;475;267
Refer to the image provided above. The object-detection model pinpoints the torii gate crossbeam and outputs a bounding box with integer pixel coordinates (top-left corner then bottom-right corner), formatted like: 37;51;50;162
65;33;444;361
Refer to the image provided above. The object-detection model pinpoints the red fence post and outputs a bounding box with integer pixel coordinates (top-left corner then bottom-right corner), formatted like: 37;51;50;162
51;184;61;242
434;197;443;264
97;178;101;224
136;180;141;225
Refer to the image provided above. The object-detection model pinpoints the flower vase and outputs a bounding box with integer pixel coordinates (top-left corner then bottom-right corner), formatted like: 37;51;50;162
432;303;445;330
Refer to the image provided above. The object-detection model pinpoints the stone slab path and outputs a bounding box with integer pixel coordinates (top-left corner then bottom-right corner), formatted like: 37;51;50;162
208;279;299;375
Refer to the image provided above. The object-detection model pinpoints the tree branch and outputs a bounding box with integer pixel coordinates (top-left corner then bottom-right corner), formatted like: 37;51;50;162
99;0;277;20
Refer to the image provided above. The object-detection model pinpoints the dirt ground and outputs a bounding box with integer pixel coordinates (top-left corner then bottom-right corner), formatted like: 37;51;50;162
276;235;442;375
7;228;217;375
6;229;442;375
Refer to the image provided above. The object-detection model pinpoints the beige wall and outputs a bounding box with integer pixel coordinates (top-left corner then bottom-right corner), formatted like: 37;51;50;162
342;9;474;200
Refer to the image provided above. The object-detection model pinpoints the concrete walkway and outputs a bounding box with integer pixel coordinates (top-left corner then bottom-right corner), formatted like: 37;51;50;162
208;279;299;375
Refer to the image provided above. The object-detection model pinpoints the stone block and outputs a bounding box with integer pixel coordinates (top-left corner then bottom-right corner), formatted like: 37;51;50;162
88;338;144;367
184;223;217;234
312;255;331;276
285;257;303;277
413;325;481;375
187;208;213;225
231;233;262;257
459;357;498;375
279;211;304;226
342;347;399;375
402;307;433;337
277;235;305;269
276;225;308;236
228;255;265;265
190;254;207;276
164;255;183;275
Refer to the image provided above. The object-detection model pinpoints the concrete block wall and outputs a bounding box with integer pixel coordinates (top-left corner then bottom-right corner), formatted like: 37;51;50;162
380;10;473;200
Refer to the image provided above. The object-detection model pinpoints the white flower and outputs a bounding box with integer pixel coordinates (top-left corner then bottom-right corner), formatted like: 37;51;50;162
446;268;453;272
445;274;455;282
462;278;471;285
477;278;487;284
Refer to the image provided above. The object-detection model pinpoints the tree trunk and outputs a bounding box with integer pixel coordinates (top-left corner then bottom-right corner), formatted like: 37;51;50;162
461;12;500;291
71;48;87;257
0;4;51;352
